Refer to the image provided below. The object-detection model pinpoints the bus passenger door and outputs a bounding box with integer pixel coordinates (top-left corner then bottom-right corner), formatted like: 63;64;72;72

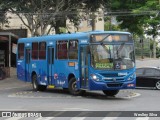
25;48;31;82
80;46;89;89
48;47;54;85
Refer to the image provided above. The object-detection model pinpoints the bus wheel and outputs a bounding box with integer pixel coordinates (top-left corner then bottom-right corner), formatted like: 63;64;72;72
69;78;84;95
102;90;119;96
32;74;47;91
155;80;160;90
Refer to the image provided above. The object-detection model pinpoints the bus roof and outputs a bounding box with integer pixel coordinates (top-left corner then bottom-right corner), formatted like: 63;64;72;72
18;31;131;43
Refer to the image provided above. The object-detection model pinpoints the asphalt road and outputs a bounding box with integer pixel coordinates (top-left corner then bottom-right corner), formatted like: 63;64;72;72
0;59;160;119
0;76;160;120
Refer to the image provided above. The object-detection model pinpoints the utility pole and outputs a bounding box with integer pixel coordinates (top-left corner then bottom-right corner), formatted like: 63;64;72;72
153;36;157;58
140;36;144;59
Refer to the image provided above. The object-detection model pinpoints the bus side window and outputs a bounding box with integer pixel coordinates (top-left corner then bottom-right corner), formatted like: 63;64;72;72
57;41;68;59
39;42;46;59
68;40;78;59
32;42;38;60
18;43;24;59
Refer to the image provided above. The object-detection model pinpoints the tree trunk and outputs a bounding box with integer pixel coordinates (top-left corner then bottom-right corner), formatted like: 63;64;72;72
91;13;96;31
54;21;61;34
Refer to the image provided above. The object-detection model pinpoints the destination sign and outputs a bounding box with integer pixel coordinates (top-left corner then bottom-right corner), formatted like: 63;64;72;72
91;34;131;42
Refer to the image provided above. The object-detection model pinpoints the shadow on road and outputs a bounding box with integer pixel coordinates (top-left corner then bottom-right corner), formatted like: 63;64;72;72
43;88;129;100
136;87;157;90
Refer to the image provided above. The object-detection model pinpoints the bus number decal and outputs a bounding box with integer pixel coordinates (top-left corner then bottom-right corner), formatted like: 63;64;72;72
57;80;65;85
95;63;113;69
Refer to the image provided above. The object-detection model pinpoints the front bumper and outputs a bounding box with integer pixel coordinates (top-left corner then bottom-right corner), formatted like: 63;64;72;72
89;78;136;90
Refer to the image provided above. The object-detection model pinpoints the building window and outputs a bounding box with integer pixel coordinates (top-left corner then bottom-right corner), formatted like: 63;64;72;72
18;43;24;59
32;42;38;59
39;42;46;59
68;40;78;59
57;41;68;59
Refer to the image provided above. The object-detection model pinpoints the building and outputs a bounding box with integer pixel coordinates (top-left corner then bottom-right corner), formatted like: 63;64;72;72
2;11;104;37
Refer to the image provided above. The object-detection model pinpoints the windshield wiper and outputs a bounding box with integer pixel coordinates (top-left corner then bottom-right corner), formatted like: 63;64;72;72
100;34;111;43
118;42;125;51
101;44;112;62
115;42;125;58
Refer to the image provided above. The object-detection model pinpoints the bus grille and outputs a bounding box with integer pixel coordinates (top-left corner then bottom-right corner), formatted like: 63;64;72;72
103;78;124;82
107;83;123;87
100;73;119;77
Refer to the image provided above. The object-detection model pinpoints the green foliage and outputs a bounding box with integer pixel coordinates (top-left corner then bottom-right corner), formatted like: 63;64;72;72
59;27;66;33
0;0;8;27
104;20;120;31
109;0;147;35
134;0;160;38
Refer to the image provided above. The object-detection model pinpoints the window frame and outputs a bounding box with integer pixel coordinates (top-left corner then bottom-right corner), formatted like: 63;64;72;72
144;68;155;76
18;43;25;60
56;40;79;60
68;40;78;60
136;68;145;76
56;40;68;59
39;41;46;60
32;42;39;60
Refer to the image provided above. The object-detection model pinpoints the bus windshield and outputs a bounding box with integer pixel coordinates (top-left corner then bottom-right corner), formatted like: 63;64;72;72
90;44;135;70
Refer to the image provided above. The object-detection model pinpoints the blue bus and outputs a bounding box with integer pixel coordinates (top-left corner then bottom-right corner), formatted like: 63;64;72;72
17;31;136;96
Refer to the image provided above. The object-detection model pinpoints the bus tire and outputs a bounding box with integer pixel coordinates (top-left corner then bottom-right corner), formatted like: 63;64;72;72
102;90;119;96
32;74;47;91
68;78;85;95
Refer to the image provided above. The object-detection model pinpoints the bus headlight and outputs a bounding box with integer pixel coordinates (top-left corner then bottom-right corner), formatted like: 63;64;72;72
90;74;99;81
127;73;136;81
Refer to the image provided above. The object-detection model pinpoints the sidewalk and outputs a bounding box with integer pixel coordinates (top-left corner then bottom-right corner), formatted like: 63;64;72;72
0;67;16;80
136;58;160;68
0;68;30;90
136;58;160;61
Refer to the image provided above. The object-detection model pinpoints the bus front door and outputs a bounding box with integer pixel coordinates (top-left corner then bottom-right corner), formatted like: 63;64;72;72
80;46;89;89
25;48;30;82
48;47;54;85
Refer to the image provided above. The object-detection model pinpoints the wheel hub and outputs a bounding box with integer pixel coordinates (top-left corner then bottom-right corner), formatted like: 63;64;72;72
156;81;160;89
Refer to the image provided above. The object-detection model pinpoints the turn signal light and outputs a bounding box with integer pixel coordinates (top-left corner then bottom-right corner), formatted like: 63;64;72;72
127;84;134;87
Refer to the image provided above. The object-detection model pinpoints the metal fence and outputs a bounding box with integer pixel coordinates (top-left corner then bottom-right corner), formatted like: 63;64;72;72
134;37;152;59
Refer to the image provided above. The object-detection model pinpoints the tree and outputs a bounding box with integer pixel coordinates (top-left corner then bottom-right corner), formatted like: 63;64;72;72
6;0;74;36
104;16;121;31
1;0;109;36
0;1;8;29
108;0;160;58
134;0;160;58
109;0;147;35
1;0;87;36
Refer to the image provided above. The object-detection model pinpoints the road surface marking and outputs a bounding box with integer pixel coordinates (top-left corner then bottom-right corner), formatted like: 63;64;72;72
136;117;149;120
8;90;141;99
70;117;86;120
63;108;89;111
102;117;118;120
0;109;27;111
35;117;54;120
5;117;22;120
